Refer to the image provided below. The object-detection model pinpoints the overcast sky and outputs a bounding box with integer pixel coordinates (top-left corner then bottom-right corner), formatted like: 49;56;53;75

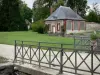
22;0;100;9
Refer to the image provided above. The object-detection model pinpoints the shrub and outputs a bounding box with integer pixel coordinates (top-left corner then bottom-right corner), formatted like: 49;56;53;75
32;20;45;34
44;25;49;34
90;34;98;40
69;33;74;35
61;25;66;37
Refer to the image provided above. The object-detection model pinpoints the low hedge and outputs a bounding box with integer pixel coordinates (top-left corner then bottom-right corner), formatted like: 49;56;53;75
32;20;45;34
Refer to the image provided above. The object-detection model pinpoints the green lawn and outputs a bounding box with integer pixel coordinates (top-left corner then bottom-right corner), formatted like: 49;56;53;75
0;31;74;48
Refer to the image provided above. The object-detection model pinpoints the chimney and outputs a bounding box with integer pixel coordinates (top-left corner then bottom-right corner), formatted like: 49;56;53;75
50;6;53;14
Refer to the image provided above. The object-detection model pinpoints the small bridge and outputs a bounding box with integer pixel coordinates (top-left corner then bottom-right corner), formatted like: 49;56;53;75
14;40;100;75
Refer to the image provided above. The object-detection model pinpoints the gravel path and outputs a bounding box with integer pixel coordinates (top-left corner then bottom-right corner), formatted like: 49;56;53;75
0;44;14;60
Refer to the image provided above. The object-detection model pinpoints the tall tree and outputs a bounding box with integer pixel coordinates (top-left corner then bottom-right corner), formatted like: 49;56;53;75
53;0;64;11
8;0;24;31
32;0;64;21
0;0;31;31
86;3;100;23
92;3;100;15
0;0;9;31
86;10;99;22
19;0;33;23
32;0;50;21
32;0;87;21
67;0;87;17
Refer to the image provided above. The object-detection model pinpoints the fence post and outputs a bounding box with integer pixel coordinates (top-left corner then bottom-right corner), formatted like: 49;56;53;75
22;41;24;64
59;44;63;74
91;46;94;75
49;47;51;68
38;42;41;68
81;37;82;49
74;36;75;48
14;40;17;63
75;49;77;74
30;45;32;64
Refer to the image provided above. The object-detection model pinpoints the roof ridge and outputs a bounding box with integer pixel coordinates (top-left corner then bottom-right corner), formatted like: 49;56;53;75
60;6;70;8
45;6;85;21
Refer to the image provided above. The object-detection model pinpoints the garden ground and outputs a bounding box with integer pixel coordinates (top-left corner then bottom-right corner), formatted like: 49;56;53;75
0;31;74;46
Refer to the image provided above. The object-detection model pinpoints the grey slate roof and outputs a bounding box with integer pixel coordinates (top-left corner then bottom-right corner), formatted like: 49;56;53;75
45;6;84;21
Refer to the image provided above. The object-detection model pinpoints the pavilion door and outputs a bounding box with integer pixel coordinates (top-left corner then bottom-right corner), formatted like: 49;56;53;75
52;26;56;33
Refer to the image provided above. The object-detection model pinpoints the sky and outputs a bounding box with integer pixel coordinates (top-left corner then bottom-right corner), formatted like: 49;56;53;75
22;0;100;9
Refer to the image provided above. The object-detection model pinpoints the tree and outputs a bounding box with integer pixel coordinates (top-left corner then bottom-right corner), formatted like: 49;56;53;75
86;3;100;23
0;0;32;31
67;0;87;17
53;0;64;11
86;10;99;22
32;0;64;21
0;0;10;31
32;0;50;21
19;0;33;23
32;0;88;21
8;0;25;31
32;20;45;34
92;3;100;15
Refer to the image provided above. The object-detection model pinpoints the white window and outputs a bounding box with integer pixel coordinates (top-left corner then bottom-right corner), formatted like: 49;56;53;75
66;20;72;30
80;21;85;30
74;21;78;30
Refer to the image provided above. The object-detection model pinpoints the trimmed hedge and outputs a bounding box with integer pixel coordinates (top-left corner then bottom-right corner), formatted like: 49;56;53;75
32;20;45;34
90;33;98;40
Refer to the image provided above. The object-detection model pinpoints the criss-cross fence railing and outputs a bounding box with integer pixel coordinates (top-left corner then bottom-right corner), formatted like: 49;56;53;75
14;40;100;75
74;36;91;50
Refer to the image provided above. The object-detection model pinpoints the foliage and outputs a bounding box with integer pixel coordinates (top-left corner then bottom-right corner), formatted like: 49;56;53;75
44;25;49;34
61;25;66;37
19;0;33;23
1;0;27;31
86;10;99;22
67;0;87;17
78;33;84;35
0;0;33;31
32;20;45;34
32;0;50;21
69;33;74;35
92;3;100;15
86;3;100;23
53;0;64;11
32;0;87;21
90;33;98;40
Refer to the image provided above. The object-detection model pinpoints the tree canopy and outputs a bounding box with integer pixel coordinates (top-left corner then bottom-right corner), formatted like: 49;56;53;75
86;3;100;23
19;0;33;23
86;10;99;22
67;0;87;17
0;0;33;31
32;0;87;21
